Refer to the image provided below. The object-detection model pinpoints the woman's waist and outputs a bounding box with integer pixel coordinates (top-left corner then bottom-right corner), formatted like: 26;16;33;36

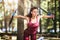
27;26;38;31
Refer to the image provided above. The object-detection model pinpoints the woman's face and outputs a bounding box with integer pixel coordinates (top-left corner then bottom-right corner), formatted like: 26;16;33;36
31;9;38;16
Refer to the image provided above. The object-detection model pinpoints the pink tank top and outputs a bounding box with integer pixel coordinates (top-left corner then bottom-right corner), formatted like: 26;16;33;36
27;17;39;28
27;17;39;34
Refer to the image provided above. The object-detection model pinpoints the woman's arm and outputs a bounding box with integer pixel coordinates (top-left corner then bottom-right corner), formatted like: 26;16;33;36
14;15;28;20
38;14;54;19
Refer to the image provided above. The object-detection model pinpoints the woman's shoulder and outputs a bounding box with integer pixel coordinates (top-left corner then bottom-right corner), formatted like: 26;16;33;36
37;15;43;19
38;15;44;18
25;16;30;20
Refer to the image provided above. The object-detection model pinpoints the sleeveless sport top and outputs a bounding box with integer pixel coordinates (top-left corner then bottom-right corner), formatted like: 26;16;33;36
27;17;39;34
27;17;39;28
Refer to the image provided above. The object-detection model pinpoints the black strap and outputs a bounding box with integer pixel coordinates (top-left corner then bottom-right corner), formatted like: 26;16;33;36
9;10;16;26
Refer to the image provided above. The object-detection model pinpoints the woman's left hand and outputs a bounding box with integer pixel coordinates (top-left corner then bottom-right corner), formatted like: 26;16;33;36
50;14;54;19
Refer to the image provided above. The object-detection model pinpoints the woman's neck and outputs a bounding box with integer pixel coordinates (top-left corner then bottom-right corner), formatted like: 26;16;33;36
32;16;36;19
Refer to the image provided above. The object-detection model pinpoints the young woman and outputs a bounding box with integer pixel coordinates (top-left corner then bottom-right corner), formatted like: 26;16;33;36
15;7;54;40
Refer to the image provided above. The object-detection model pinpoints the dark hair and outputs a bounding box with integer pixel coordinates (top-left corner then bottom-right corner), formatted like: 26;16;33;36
26;7;38;18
